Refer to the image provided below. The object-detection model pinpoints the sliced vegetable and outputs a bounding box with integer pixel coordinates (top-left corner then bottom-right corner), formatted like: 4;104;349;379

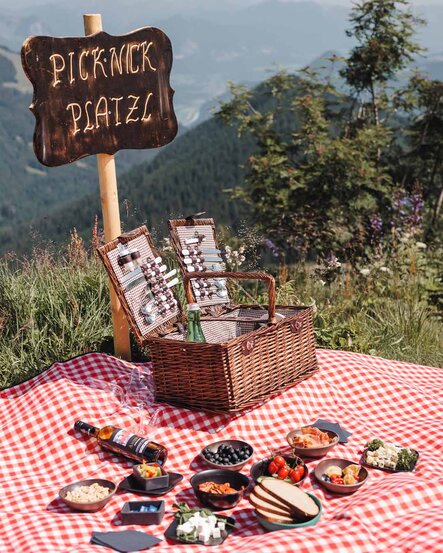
198;481;239;494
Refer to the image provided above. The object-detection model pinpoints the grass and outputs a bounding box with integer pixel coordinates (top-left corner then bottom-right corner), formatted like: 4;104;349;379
0;233;441;390
0;245;113;388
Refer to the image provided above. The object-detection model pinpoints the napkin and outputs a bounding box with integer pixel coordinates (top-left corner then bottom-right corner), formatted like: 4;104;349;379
91;530;161;552
312;419;352;443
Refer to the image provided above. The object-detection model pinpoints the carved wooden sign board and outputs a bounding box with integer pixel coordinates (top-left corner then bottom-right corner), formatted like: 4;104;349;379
21;27;177;167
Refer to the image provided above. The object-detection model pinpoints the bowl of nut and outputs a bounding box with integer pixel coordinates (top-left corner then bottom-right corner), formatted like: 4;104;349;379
59;478;116;512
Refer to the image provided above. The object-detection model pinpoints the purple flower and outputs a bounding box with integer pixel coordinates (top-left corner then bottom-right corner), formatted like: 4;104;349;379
263;238;280;257
391;188;424;237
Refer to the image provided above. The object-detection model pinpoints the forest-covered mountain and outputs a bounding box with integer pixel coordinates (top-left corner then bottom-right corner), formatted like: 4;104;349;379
0;101;255;255
0;55;441;256
1;76;312;254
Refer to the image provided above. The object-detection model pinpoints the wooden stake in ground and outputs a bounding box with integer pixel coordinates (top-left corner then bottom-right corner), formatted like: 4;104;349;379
83;13;131;360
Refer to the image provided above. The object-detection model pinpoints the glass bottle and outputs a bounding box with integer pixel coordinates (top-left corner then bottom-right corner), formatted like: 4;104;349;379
74;420;168;465
185;303;206;342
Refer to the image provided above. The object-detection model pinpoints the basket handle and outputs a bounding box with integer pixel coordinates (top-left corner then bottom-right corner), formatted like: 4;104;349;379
183;271;277;325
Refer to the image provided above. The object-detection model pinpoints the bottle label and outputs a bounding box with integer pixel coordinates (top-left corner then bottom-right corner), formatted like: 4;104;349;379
108;429;159;462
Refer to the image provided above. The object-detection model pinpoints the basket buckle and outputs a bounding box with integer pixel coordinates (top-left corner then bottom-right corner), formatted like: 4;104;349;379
290;319;304;333
241;337;256;355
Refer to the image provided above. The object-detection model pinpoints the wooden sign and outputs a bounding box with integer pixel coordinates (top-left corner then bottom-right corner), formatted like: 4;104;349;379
21;27;178;167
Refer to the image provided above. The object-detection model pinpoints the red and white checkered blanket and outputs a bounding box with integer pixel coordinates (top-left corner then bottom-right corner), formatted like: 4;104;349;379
1;350;442;552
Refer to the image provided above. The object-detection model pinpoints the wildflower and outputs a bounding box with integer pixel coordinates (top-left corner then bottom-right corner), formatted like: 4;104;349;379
325;254;341;268
369;214;383;237
263;238;280;258
379;266;391;273
416;242;427;249
360;268;370;276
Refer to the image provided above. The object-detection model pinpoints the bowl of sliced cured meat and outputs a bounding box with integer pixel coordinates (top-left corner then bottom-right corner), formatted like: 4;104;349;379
287;426;339;458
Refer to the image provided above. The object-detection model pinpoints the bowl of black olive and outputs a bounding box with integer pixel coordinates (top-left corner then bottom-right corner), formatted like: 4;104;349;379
200;439;254;471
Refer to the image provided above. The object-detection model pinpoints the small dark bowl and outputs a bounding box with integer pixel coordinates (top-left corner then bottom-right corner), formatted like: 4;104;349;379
132;463;170;491
199;439;254;471
287;427;339;458
250;455;308;486
59;478;116;512
190;469;250;511
120;500;165;525
314;458;369;494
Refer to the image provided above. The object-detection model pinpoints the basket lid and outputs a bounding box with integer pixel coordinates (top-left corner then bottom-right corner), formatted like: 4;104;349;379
168;216;230;309
97;225;182;342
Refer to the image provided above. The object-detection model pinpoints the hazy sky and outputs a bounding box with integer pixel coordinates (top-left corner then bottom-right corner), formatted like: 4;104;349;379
0;0;441;7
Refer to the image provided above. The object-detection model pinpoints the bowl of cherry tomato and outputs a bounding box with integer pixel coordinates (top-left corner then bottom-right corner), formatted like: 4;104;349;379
250;454;308;486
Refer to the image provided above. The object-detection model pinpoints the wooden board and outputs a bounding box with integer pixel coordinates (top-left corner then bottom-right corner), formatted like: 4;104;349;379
22;27;177;167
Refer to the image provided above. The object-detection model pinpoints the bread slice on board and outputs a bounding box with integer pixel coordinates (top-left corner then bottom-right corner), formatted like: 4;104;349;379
253;484;300;516
258;479;319;521
254;506;295;524
250;491;293;517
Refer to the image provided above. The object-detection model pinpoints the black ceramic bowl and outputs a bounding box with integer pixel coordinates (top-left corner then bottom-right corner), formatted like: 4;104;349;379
190;469;250;511
59;478;116;512
199;439;254;471
250;455;308;486
132;463;170;491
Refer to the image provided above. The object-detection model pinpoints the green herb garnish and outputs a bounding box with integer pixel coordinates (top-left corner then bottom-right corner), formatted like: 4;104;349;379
396;448;418;471
365;439;384;451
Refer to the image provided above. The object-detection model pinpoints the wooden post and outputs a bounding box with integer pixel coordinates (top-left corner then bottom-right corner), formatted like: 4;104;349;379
83;13;131;360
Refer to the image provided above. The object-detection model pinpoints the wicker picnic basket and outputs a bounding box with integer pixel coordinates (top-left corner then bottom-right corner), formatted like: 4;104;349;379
148;270;318;413
98;224;318;413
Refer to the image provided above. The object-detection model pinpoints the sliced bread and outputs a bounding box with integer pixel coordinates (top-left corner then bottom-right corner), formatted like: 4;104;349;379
258;478;319;521
254;506;295;524
253;484;300;516
249;491;292;517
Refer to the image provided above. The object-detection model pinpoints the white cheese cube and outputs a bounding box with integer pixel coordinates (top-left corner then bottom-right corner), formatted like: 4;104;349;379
212;527;221;539
181;522;193;534
176;525;184;536
217;521;226;532
208;515;217;526
199;529;210;544
377;460;385;468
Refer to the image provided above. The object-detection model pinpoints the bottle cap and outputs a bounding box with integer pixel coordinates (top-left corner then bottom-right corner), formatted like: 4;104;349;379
74;420;97;436
187;303;201;311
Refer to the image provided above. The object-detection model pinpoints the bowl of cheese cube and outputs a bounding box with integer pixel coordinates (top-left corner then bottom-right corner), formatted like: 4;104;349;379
166;503;235;546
